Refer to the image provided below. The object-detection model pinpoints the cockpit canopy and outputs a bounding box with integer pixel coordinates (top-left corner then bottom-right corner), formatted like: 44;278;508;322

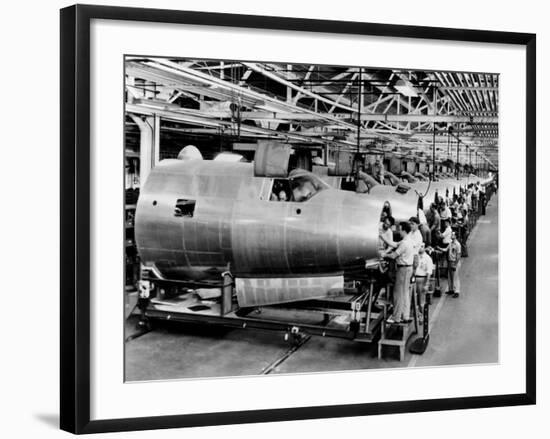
271;168;331;202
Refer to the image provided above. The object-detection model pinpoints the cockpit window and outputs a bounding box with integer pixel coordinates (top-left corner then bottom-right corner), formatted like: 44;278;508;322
288;169;330;202
174;199;196;217
380;201;392;221
269;169;330;202
270;179;292;201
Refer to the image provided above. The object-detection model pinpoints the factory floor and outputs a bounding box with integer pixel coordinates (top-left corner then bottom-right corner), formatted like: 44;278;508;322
124;196;499;381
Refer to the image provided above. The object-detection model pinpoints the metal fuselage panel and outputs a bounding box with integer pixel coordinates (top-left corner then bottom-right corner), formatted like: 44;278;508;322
136;160;488;281
136;160;386;280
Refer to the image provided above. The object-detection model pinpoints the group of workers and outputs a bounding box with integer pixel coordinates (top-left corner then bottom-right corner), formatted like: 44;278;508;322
376;180;494;325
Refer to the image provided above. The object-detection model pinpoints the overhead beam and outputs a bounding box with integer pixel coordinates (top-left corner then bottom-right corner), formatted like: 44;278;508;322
439;86;498;91
132;59;410;142
396;73;434;113
329;72;358;113
127;102;498;124
194;63;242;70
265;64;354;108
144;58;364;133
242;62;356;113
359;114;497;123
126;103;366;149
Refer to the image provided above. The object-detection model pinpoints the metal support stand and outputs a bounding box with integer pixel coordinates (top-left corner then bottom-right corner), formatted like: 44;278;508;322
131;270;388;345
221;271;234;315
136;279;152;331
433;252;442;297
410;302;430;354
378;282;419;361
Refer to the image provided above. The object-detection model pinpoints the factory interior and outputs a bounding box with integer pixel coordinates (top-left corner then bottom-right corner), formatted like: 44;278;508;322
124;58;499;380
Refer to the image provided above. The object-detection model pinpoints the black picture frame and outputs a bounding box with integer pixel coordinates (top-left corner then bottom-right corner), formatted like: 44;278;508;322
60;4;536;434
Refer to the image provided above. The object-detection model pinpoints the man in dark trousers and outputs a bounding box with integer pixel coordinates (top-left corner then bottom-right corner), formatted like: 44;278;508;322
446;231;462;298
479;186;487;215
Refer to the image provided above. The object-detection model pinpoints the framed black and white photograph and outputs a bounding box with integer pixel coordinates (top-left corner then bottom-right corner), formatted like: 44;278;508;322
60;4;536;434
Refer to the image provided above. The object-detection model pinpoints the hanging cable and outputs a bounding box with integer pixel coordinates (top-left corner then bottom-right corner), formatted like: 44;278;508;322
354;67;363;181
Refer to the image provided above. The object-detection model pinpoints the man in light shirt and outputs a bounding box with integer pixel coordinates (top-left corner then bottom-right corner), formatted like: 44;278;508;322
465;188;472;208
461;197;469;222
409;216;423;257
434;218;452;298
416;243;434;308
447;232;462;298
378;215;395;257
439;202;452;222
439;219;453;247
452;198;462;219
471;184;479;212
382;222;415;324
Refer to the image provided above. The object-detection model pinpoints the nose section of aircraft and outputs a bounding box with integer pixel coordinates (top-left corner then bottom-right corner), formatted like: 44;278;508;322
332;191;381;268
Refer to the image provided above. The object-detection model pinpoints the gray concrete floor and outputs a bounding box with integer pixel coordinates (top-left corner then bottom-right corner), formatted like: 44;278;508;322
125;196;499;381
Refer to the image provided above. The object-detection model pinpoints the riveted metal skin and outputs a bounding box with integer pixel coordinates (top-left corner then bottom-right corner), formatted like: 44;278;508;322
136;159;489;281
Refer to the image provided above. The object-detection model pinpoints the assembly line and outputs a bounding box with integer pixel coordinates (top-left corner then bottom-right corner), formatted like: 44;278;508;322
124;59;499;379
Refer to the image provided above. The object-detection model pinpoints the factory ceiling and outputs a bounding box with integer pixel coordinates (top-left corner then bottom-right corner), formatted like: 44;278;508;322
125;57;498;169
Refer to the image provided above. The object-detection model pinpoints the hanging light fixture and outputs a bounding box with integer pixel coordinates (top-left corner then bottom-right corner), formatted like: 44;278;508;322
394;78;419;97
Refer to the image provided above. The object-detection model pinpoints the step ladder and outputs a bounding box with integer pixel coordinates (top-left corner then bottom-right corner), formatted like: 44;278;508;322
378;282;419;361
